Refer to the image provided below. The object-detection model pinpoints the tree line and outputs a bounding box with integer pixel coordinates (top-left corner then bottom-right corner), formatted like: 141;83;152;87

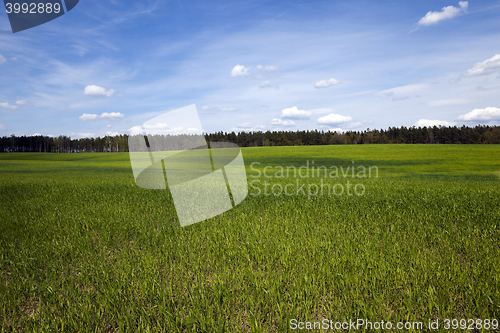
1;125;499;152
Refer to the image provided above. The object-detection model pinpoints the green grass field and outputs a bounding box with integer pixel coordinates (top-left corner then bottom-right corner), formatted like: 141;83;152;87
1;145;499;332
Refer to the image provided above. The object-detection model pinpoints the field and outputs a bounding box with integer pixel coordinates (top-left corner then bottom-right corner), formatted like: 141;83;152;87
1;145;499;332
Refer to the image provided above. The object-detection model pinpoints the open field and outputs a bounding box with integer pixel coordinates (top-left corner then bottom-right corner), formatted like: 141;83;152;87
1;145;499;332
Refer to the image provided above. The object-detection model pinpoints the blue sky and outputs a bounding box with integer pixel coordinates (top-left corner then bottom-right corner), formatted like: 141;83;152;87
1;0;500;138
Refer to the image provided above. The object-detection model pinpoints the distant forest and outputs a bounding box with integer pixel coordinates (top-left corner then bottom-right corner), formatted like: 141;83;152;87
1;125;500;153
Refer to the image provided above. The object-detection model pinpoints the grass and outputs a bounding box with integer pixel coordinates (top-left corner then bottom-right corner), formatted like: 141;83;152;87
0;145;499;332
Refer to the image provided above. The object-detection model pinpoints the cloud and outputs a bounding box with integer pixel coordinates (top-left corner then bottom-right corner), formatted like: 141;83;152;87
256;65;277;71
143;122;169;130
129;123;202;135
259;80;272;88
236;122;253;129
317;113;352;125
128;126;144;135
418;1;468;26
232;122;268;132
77;133;96;138
84;85;116;97
230;65;250;77
0;124;6;130
31;133;54;137
314;78;340;89
185;127;201;133
270;118;295;126
0;102;18;110
79;113;99;121
329;128;344;133
281;106;312;119
414;119;455;127
106;131;122;136
0;55;6;64
79;112;124;121
201;106;238;112
307;107;337;115
16;100;30;106
381;91;408;101
465;54;500;77
457;107;500;121
379;83;428;101
101;112;124;120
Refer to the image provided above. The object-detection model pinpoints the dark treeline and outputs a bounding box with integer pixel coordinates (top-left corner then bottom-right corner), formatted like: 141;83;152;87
1;125;500;152
0;135;129;153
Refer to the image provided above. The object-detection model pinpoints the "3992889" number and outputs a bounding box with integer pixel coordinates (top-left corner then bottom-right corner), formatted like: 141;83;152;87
5;2;62;14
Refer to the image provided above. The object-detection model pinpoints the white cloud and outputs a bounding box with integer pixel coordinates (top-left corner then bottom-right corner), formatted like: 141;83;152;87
79;112;124;121
129;126;144;135
79;113;100;121
256;65;277;71
230;65;250;77
329;128;344;133
314;78;340;89
270;118;295;126
281;106;312;119
259;80;272;88
16;100;30;106
201;106;238;112
128;123;202;136
101;112;124;120
232;122;268;132
307;107;337;115
317;113;352;125
84;85;116;97
77;133;96;138
32;133;54;137
236;122;253;129
457;107;500;121
465;54;500;77
0;102;18;110
143;122;169;130
414;119;455;127
0;124;6;130
0;55;6;64
379;83;428;101
106;131;122;136
418;1;468;26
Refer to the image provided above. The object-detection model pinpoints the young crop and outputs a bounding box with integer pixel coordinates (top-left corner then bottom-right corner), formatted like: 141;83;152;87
0;145;499;332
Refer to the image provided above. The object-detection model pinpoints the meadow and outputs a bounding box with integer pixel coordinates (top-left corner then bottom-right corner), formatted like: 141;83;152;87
0;145;499;332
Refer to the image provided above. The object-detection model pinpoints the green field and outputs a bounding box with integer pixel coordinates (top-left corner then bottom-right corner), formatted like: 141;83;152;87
1;145;499;332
